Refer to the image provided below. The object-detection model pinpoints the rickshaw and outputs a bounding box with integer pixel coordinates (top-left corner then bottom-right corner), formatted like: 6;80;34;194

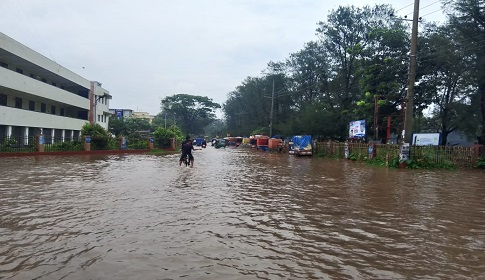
214;139;227;149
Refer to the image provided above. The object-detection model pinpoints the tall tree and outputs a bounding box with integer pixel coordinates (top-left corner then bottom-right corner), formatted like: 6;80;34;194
357;20;409;140
316;4;404;140
223;76;273;136
161;94;220;136
447;0;485;143
285;41;330;109
418;24;475;145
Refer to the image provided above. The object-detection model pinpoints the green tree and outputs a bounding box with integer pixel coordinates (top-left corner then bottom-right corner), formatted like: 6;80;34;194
418;24;475;145
108;117;126;137
81;123;110;150
204;119;226;138
447;0;485;143
109;117;152;137
161;94;221;136
285;41;330;109
152;125;184;148
223;76;270;136
81;123;109;138
315;4;404;140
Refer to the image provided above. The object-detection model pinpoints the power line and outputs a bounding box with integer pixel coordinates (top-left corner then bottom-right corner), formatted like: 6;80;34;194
421;8;444;18
421;0;442;10
4;1;57;63
395;2;415;13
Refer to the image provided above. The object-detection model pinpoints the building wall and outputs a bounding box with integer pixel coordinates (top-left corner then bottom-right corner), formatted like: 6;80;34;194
91;81;110;131
0;32;110;138
109;109;133;119
132;111;155;123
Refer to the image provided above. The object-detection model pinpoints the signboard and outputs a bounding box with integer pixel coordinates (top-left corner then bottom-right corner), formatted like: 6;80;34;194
412;133;440;146
115;109;123;119
399;143;410;162
349;120;366;138
39;135;44;145
85;136;91;143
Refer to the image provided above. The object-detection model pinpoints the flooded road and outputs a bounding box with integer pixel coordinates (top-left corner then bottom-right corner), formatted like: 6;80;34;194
1;147;485;279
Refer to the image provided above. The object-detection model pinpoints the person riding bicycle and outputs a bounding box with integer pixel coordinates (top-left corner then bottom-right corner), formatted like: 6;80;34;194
179;137;195;167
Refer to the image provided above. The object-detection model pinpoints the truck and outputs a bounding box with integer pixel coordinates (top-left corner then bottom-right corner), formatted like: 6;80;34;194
289;135;312;156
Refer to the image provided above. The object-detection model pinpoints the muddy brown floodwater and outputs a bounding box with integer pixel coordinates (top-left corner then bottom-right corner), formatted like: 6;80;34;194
1;147;485;279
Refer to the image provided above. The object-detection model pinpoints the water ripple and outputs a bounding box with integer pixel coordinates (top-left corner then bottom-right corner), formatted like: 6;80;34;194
1;150;484;279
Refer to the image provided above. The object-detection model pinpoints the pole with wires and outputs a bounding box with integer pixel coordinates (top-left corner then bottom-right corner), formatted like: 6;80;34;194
403;0;420;144
269;80;275;137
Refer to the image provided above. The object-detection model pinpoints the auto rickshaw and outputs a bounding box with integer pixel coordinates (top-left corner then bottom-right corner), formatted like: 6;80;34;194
214;139;227;149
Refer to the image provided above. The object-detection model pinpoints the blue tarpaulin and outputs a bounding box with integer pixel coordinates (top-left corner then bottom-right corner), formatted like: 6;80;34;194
291;135;312;151
195;138;204;146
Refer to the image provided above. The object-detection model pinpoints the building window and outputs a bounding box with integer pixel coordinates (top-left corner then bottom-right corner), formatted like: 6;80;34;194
60;108;65;116
15;97;22;109
16;68;24;74
0;94;7;106
41;103;46;113
0;61;8;68
29;100;35;111
51;105;56;115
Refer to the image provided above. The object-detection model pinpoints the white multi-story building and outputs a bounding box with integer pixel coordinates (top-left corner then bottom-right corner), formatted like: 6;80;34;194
0;32;111;144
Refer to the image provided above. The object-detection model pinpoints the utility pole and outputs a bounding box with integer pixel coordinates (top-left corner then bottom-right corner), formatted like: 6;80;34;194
403;0;420;143
269;80;275;137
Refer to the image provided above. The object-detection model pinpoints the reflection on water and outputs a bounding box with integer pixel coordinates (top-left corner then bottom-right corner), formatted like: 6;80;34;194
1;149;485;279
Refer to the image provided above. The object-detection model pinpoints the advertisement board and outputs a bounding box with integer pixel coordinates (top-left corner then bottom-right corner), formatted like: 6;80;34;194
412;133;440;146
349;120;366;138
115;109;123;119
399;143;410;162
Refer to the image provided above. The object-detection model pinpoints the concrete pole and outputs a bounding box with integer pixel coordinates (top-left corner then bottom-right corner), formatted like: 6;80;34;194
269;80;275;137
403;0;420;143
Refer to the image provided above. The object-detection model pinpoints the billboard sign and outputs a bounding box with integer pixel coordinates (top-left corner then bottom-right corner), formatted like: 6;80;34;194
349;120;366;138
115;109;123;119
412;133;440;146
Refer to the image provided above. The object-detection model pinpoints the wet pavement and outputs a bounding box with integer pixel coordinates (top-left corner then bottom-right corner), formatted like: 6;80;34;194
1;147;485;279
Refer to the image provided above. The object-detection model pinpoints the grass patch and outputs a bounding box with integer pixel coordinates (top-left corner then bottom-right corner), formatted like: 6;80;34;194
146;149;177;155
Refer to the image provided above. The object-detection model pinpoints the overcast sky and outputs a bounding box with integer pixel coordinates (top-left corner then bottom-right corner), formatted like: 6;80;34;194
1;0;446;117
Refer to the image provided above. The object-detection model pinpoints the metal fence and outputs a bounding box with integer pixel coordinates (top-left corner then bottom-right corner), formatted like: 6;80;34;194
315;142;483;168
0;136;37;152
0;136;85;152
0;135;151;153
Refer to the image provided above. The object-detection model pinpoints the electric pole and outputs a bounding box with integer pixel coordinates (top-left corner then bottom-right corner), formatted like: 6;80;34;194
269;80;275;137
403;0;420;143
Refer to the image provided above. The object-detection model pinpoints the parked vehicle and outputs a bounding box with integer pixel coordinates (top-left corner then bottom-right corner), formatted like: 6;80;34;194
194;138;204;146
290;135;312;156
214;139;227;149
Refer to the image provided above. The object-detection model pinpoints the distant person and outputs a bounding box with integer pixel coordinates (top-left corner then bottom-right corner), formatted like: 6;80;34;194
179;137;200;167
180;138;195;167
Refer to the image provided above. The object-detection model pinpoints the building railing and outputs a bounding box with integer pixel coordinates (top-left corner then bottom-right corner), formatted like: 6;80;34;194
0;136;37;152
0;135;153;153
